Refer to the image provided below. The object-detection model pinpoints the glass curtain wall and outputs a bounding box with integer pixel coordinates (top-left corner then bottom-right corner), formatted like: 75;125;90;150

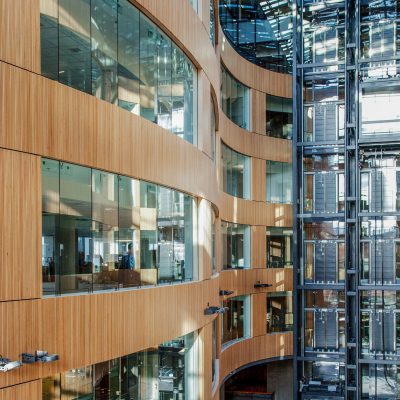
302;77;345;143
218;0;293;72
210;0;216;46
220;64;249;130
266;227;293;268
302;222;345;285
295;1;348;397
221;142;251;199
42;331;199;400
302;154;345;214
266;95;293;139
266;161;292;204
42;159;196;296
303;290;345;355
40;0;197;144
221;221;250;270
267;291;293;333
357;2;400;395
222;295;250;345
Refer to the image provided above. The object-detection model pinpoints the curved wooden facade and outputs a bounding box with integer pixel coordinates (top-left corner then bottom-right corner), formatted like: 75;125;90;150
0;1;293;398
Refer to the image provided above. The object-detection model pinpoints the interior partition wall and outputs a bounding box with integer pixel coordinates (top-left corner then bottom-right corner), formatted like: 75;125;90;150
294;1;400;399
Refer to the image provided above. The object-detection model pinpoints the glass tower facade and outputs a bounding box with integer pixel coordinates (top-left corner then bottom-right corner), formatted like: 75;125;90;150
293;1;400;399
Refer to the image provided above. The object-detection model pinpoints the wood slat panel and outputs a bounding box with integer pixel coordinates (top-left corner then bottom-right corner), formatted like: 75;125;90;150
0;0;40;73
0;380;41;400
198;70;213;160
219;268;293;298
0;62;219;206
252;293;267;337
219;191;293;227
219;113;292;163
251;226;266;269
0;277;219;389
0;149;41;301
219;333;293;383
251;158;266;202
251;90;266;136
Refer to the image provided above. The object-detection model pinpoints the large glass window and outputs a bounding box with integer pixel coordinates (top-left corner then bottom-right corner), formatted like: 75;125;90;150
40;0;197;144
222;296;250;345
360;149;400;213
266;161;292;204
221;221;250;270
304;290;345;355
303;154;345;214
361;83;400;137
42;331;199;400
266;227;293;268
301;361;345;396
267;291;293;333
360;291;400;359
302;0;345;67
360;217;400;285
219;0;293;73
302;77;345;143
266;95;293;139
221;142;251;199
42;159;196;296
220;64;249;130
210;0;215;47
303;221;345;285
361;364;400;399
360;1;400;61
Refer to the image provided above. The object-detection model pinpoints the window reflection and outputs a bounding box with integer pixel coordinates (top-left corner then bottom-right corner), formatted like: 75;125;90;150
221;142;250;199
301;361;345;396
361;364;400;399
360;216;400;285
302;78;345;142
304;290;345;355
360;290;400;360
40;0;197;144
303;154;345;214
360;149;400;212
43;332;198;400
361;83;400;137
42;159;196;296
302;1;345;67
221;65;249;130
267;291;293;333
266;227;293;268
219;0;293;73
266;95;292;139
303;221;345;285
266;161;292;204
221;221;250;270
222;296;250;345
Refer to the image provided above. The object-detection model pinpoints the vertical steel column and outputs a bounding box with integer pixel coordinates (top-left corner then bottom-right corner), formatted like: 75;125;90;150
344;0;359;398
292;0;301;398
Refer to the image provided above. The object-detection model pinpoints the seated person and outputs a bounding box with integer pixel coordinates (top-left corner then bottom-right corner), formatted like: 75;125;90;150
119;243;135;270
